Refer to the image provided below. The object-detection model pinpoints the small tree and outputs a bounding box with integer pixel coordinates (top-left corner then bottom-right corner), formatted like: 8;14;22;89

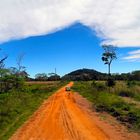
35;73;48;81
102;44;117;87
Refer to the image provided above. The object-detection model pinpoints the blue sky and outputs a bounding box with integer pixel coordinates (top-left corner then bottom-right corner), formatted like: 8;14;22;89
0;23;140;78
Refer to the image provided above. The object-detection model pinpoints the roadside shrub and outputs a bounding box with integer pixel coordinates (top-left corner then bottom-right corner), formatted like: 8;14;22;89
91;80;96;86
106;78;116;87
0;75;25;93
91;81;106;91
127;81;137;87
118;90;134;97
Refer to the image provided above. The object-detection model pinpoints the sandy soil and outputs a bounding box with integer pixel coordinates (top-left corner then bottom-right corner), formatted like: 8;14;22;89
10;82;140;140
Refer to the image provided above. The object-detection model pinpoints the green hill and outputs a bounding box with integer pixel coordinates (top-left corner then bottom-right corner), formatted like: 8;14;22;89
62;68;107;81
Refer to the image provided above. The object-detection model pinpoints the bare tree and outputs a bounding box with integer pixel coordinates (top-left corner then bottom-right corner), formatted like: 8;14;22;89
0;48;8;77
17;53;26;72
0;49;8;92
0;55;8;69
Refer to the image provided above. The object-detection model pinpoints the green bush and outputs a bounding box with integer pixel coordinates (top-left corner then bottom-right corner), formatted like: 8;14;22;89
91;81;106;91
106;78;116;87
127;81;137;87
118;90;134;97
0;75;25;93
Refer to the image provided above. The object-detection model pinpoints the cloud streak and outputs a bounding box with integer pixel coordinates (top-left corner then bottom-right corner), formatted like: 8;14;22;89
123;49;140;61
0;0;140;47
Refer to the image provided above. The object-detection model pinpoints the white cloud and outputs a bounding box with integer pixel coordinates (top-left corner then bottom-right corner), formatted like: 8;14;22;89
128;49;140;55
123;49;140;61
123;54;140;60
0;0;140;47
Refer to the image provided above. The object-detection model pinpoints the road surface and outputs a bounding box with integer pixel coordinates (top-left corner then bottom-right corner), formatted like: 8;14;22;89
10;82;109;140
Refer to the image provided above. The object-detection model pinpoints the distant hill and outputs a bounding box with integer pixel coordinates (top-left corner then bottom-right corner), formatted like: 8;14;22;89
62;68;107;81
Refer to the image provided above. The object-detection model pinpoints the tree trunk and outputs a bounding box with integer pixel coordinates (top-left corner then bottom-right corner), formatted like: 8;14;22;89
108;63;111;93
108;64;111;76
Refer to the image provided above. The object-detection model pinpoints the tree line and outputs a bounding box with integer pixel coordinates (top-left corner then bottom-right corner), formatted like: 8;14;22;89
34;73;60;81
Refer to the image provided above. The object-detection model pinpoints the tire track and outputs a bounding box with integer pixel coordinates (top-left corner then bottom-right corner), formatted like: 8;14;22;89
10;82;109;140
60;100;81;140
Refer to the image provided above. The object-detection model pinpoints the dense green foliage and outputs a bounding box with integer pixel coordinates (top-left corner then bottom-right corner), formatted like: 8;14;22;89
72;81;140;131
0;81;66;140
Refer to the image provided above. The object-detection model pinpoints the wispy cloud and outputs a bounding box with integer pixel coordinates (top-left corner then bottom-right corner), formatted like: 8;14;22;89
123;54;140;60
128;49;140;55
123;49;140;61
0;0;140;47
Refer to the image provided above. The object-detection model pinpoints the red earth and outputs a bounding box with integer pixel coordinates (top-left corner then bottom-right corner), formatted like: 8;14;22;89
10;82;140;140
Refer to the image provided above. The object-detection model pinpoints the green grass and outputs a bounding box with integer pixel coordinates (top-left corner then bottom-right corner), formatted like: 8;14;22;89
0;81;66;140
72;81;140;131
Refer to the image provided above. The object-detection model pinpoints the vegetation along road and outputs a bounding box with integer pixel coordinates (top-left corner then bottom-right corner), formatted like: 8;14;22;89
10;82;140;140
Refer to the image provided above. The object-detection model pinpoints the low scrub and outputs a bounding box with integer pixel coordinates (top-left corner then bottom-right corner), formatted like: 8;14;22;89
72;81;140;131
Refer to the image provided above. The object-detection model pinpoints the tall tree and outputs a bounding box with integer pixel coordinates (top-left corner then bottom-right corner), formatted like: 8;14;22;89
102;44;117;76
102;44;117;87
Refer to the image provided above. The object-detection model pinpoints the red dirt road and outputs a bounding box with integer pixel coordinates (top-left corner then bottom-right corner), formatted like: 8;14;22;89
10;82;109;140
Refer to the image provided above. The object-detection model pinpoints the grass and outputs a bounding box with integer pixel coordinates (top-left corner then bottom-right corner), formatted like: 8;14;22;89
72;81;140;131
111;81;140;101
0;81;66;140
